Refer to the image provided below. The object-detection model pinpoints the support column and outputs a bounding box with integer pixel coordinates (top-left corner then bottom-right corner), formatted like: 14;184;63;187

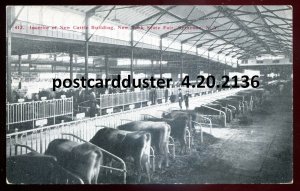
151;60;154;76
53;54;56;73
159;37;163;79
6;7;14;102
105;55;109;78
130;30;134;83
18;55;22;75
69;52;73;81
208;51;210;75
74;55;78;73
196;48;199;83
180;43;183;81
85;14;89;94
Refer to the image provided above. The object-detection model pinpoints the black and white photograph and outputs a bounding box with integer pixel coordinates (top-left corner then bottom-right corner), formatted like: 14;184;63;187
6;5;293;184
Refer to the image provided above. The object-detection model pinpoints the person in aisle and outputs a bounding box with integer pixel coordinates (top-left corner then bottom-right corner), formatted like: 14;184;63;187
178;88;183;109
164;88;169;103
169;92;176;103
184;90;190;110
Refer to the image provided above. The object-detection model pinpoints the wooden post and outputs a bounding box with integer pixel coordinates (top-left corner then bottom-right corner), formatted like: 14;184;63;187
180;43;183;81
85;14;89;95
160;37;163;79
18;55;22;75
151;59;154;76
6;6;14;102
70;52;73;81
105;55;109;78
130;29;134;84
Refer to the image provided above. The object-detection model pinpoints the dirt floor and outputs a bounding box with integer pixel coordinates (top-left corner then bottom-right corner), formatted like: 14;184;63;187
136;91;292;184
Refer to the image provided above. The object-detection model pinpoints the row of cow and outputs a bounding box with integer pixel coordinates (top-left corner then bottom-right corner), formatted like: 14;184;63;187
7;88;266;184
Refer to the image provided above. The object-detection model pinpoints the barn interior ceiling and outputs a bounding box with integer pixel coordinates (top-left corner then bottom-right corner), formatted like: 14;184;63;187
64;5;292;60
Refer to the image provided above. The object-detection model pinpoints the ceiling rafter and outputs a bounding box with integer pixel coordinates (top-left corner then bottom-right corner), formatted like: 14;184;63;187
33;6;293;62
160;9;220;38
132;6;176;27
254;6;291;55
216;6;273;55
184;11;223;55
181;19;235;43
153;6;253;55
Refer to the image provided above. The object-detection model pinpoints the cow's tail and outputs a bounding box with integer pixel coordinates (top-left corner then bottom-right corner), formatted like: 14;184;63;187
92;149;103;184
140;133;151;170
163;123;171;154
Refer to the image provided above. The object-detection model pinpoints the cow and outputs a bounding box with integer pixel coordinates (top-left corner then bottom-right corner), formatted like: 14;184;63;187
144;115;189;154
162;110;195;130
7;151;59;184
7;148;84;184
45;139;103;184
117;121;171;169
162;110;208;146
89;127;151;183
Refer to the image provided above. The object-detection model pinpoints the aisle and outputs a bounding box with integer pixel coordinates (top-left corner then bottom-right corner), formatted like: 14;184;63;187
154;93;292;183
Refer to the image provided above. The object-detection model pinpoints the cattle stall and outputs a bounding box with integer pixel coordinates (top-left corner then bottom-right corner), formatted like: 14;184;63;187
6;97;73;131
6;89;242;182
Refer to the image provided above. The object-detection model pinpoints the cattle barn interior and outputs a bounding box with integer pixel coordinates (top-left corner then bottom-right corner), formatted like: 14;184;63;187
6;5;292;184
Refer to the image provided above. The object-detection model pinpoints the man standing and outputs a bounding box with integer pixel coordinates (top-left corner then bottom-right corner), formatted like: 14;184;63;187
149;88;153;104
153;88;157;105
164;88;169;103
169;92;176;103
178;88;183;109
184;90;190;110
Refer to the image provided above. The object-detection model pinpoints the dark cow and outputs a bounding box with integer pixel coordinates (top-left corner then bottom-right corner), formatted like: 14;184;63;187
163;108;228;129
117;121;171;169
89;127;151;182
144;115;189;154
7;152;58;184
162;110;195;130
45;139;103;184
162;110;205;146
7;148;84;184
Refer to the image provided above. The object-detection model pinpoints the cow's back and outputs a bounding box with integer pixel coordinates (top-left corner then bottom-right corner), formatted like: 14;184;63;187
118;121;170;153
90;127;149;158
90;128;128;154
7;152;57;184
45;139;79;167
70;142;103;184
45;139;102;184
